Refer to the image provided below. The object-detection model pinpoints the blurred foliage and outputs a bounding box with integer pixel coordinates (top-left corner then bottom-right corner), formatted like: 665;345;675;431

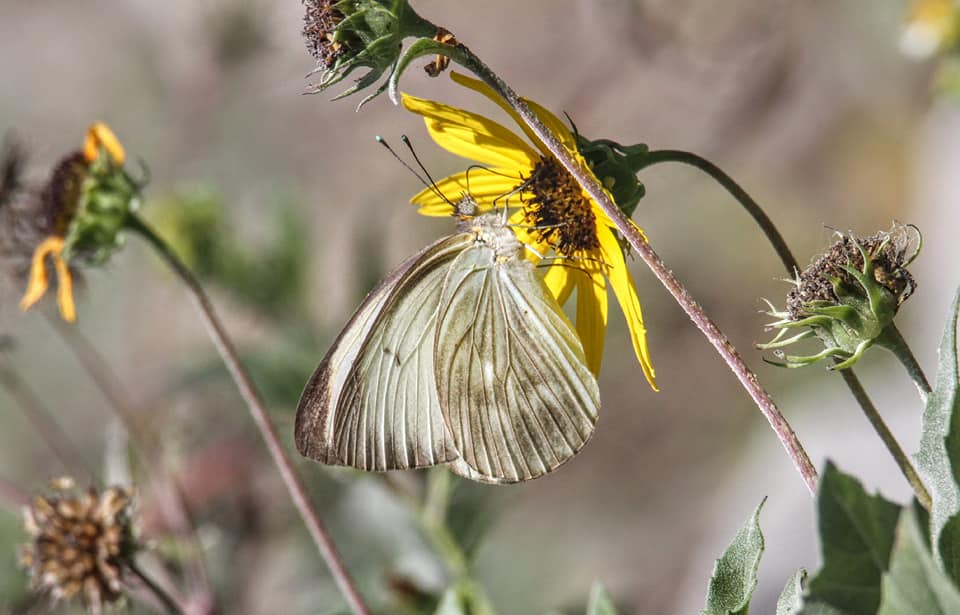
149;187;309;321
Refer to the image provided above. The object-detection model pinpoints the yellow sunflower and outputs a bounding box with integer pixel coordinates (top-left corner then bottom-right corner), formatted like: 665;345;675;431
20;123;126;322
402;73;656;389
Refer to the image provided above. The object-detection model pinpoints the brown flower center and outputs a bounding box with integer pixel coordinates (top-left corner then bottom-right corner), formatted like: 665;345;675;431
41;151;87;237
521;155;600;255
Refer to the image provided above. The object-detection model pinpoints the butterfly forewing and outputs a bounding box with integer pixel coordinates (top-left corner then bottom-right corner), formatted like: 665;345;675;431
434;222;600;483
295;234;472;470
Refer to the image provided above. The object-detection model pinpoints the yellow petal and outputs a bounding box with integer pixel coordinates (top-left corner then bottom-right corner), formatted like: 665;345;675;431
449;72;579;155
20;237;62;314
83;122;125;165
543;259;575;304
575;263;608;376
410;170;519;216
402;93;538;169
52;252;77;323
597;224;657;390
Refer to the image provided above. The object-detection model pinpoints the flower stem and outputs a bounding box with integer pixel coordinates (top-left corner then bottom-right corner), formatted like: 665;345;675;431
127;559;186;615
636;149;799;275
447;45;819;495
838;368;931;509
879;324;933;404
127;214;371;615
630;150;934;503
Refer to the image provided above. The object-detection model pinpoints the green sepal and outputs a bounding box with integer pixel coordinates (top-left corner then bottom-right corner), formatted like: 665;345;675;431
571;134;649;218
62;148;142;264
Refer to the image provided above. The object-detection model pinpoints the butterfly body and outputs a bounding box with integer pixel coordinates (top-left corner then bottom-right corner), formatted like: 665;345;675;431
295;210;599;483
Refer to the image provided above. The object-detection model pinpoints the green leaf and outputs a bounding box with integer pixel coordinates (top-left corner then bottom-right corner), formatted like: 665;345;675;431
804;462;901;615
700;498;766;615
586;582;618;615
877;505;960;614
777;569;807;615
916;287;960;575
434;581;497;615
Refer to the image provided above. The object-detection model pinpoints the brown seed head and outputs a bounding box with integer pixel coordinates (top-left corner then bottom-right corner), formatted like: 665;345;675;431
787;224;917;320
522;155;601;256
303;0;353;68
19;479;137;613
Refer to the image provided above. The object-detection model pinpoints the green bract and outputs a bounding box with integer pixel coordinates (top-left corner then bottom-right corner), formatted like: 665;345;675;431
62;147;142;265
759;224;919;370
303;0;436;104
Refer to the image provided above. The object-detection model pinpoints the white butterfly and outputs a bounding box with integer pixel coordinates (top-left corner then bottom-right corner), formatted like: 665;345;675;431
294;198;599;483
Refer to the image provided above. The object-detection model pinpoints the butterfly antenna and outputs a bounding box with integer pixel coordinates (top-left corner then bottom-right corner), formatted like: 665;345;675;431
400;135;456;207
375;135;454;207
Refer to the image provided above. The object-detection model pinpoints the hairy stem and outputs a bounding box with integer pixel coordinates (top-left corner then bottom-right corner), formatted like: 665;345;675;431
128;215;371;615
446;45;819;495
839;369;931;509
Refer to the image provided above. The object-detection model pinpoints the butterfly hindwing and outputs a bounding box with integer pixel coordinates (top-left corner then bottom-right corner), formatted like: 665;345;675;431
434;228;600;483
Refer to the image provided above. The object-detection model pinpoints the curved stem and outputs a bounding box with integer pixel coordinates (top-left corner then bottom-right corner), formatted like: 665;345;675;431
839;369;931;510
634;150;933;502
637;149;800;275
127;215;371;615
879;324;933;404
447;45;819;495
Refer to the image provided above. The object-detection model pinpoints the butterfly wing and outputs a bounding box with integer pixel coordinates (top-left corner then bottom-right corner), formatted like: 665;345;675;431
295;233;472;471
434;240;600;483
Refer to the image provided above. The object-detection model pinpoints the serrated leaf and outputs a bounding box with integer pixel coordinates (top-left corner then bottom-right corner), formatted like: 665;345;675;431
777;569;807;615
916;287;960;574
877;505;960;614
700;498;766;615
805;462;901;615
586;582;618;615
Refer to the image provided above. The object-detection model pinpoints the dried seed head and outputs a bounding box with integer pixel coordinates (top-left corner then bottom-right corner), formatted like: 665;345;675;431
19;479;137;613
787;224;917;320
759;223;920;370
303;0;354;68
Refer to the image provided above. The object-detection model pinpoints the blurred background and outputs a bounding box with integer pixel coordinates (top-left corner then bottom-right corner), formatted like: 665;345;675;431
0;0;958;613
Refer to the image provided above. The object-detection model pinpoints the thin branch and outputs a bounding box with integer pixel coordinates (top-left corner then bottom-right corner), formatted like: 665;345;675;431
637;149;799;275
0;356;94;479
448;46;819;495
128;214;371;615
127;559;187;615
46;315;216;606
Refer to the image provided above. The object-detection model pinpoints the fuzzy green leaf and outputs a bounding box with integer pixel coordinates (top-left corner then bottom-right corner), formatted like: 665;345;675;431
877;505;960;614
434;581;496;615
777;569;807;615
916;287;960;575
700;498;766;615
586;582;618;615
804;462;901;615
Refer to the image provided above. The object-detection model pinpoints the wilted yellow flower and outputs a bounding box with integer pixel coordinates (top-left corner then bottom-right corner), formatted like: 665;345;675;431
19;123;131;322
